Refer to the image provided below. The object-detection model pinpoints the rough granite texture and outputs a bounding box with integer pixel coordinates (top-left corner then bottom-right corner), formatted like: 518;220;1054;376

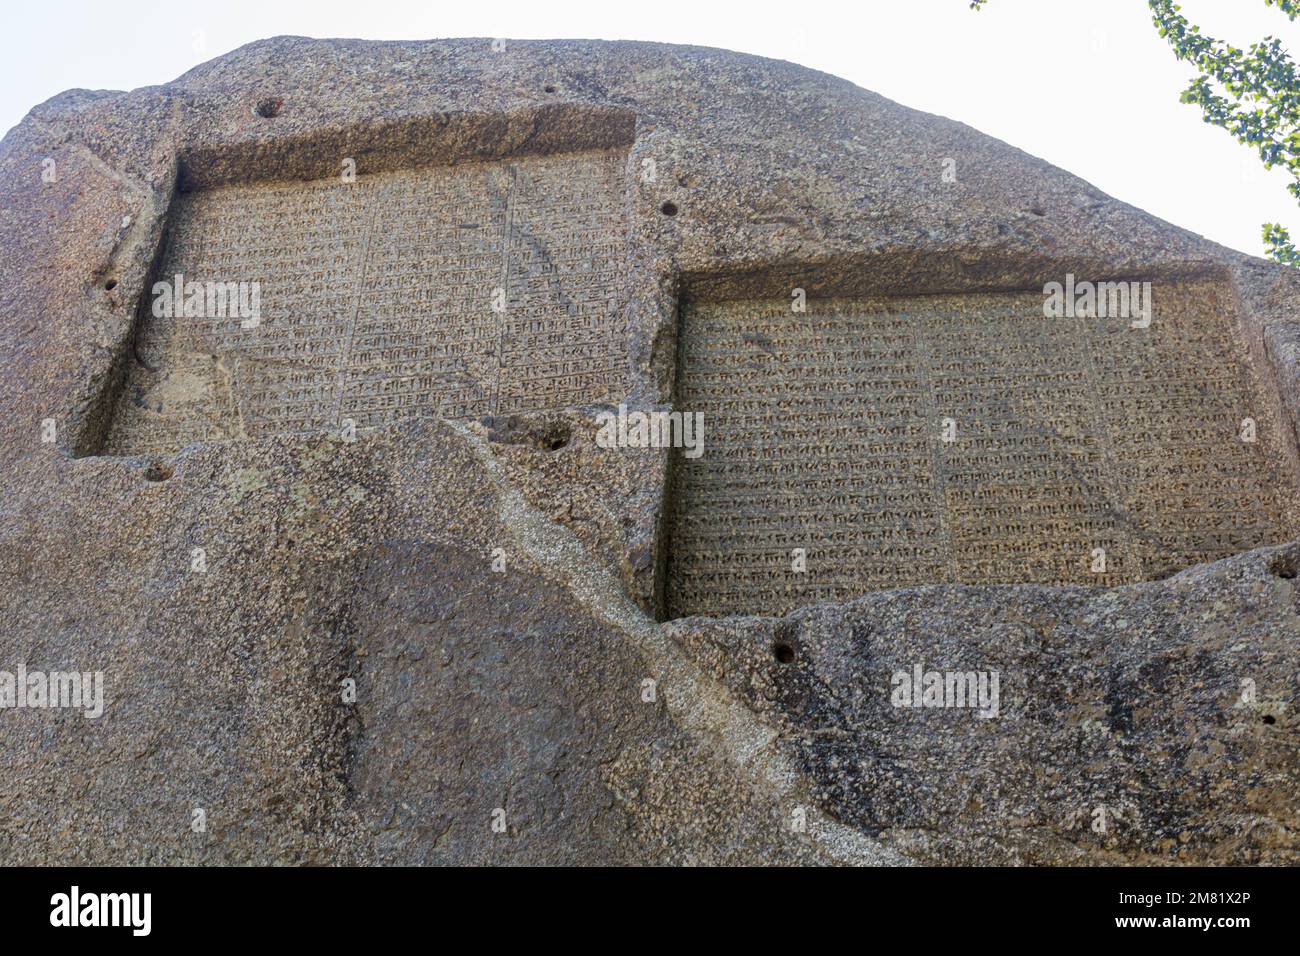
0;37;1296;865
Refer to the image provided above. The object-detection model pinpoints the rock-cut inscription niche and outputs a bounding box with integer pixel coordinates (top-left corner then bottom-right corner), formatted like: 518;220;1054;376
102;147;632;454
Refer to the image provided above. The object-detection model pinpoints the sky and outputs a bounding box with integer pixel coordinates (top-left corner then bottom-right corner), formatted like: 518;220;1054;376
2;0;1297;258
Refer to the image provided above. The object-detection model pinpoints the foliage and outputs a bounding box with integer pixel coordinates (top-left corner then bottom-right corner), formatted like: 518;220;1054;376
971;1;1300;264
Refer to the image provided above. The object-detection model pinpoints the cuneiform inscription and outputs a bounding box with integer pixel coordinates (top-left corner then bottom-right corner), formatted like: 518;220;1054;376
103;148;630;454
666;282;1300;618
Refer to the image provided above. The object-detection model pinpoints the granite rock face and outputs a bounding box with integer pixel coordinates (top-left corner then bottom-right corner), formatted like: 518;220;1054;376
0;37;1297;865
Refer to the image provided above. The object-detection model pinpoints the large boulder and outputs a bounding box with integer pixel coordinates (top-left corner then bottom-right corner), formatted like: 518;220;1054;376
0;37;1296;864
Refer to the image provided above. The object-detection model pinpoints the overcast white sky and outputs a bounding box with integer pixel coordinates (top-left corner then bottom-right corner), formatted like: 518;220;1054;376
2;0;1297;258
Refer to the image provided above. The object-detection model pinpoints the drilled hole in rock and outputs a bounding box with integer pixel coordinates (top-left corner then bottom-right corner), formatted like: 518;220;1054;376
1270;553;1298;579
534;420;572;451
543;84;557;93
143;461;173;482
254;98;283;118
1263;714;1277;725
660;201;678;216
483;415;572;452
773;641;795;664
103;279;117;291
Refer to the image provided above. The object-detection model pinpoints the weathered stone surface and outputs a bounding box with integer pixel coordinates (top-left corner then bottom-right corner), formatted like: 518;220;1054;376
0;421;890;864
670;542;1300;864
668;281;1300;616
0;37;1297;865
104;147;632;455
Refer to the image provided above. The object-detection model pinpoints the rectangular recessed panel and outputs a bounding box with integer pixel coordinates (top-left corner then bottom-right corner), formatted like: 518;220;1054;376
104;148;630;454
666;281;1300;618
